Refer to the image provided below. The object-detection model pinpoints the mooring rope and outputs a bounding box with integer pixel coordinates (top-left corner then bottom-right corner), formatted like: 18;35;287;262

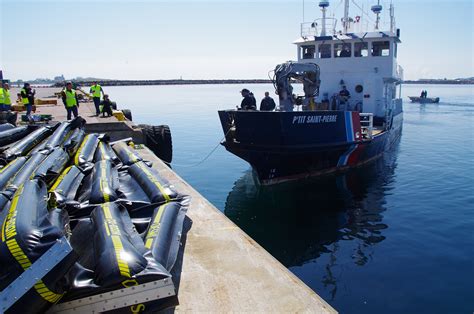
161;128;231;168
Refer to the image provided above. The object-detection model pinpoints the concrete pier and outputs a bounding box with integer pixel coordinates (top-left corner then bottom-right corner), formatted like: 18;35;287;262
18;88;336;313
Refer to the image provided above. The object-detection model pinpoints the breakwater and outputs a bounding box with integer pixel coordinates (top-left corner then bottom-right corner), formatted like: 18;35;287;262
54;79;272;87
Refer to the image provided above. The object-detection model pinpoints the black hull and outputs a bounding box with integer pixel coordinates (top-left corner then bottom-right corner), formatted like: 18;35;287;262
218;110;403;185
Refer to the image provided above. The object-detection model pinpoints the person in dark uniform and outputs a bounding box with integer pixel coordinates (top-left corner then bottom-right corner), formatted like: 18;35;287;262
339;85;350;99
240;88;256;110
338;85;351;110
260;91;276;111
100;94;113;117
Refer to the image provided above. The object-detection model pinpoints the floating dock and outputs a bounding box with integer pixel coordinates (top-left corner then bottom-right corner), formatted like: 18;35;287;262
7;88;336;313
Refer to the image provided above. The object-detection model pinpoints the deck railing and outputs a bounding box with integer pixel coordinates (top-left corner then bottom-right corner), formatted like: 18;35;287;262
359;113;373;140
300;18;337;38
397;65;404;80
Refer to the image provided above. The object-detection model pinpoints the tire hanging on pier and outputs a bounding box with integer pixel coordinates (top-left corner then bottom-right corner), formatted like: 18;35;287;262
142;125;173;163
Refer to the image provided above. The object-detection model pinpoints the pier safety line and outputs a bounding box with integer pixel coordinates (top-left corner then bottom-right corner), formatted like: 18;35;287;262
161;128;231;168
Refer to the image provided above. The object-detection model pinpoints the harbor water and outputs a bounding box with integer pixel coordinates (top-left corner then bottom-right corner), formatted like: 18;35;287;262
107;84;473;313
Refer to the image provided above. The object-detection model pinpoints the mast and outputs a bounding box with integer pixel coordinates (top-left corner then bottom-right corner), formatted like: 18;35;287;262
342;0;350;33
371;0;383;30
319;1;330;36
389;2;396;33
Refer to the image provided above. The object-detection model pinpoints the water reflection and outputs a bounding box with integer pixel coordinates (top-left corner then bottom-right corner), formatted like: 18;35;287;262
224;146;399;298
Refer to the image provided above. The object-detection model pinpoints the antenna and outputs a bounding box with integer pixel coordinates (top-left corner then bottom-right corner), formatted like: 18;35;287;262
389;2;396;33
302;0;305;22
319;1;330;36
371;0;382;30
342;0;350;33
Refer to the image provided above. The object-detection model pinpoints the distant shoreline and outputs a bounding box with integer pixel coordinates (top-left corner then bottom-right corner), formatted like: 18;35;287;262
53;79;273;87
65;79;473;87
403;80;473;85
10;78;474;87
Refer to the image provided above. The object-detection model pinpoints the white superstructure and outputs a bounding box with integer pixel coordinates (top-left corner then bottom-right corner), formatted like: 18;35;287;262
295;0;403;118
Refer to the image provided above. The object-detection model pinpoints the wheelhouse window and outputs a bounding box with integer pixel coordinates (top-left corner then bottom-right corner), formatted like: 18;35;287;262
354;42;368;57
318;44;331;58
301;45;315;59
334;43;351;58
371;41;390;56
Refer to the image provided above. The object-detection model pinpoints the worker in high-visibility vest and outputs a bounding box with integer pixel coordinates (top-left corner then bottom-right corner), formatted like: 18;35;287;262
89;81;104;116
2;83;12;111
61;81;80;120
20;82;35;121
0;81;4;111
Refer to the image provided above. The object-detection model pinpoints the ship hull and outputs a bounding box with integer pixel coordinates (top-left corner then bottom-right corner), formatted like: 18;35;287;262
218;109;403;185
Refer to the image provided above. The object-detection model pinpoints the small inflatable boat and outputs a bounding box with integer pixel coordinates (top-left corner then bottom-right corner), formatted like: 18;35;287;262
408;96;440;103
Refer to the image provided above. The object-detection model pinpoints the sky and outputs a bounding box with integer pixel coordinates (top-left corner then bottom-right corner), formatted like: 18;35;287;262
0;0;473;81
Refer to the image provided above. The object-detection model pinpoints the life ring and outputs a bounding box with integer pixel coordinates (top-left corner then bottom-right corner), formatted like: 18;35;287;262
355;16;361;22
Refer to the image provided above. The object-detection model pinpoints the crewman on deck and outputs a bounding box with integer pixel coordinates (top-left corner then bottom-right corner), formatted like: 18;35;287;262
20;83;35;121
338;85;351;110
62;81;80;120
260;91;276;111
240;88;256;110
339;85;350;100
2;83;12;111
90;81;104;116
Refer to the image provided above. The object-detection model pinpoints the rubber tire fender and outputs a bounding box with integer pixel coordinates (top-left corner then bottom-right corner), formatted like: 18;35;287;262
122;109;132;121
142;125;173;163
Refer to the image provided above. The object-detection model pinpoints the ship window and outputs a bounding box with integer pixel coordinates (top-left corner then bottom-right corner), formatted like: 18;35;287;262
354;42;368;57
334;43;351;58
301;45;315;59
318;44;331;58
372;41;390;56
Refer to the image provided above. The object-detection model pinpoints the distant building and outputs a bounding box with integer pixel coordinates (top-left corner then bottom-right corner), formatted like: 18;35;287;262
54;75;65;82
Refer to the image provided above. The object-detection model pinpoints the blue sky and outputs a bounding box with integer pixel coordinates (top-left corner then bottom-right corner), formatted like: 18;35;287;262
0;0;473;80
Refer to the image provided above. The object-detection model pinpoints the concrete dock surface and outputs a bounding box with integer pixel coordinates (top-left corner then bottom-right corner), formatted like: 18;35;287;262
139;147;336;313
24;87;336;313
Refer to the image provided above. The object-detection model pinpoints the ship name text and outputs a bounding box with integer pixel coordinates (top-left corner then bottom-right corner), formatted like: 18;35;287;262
292;115;338;124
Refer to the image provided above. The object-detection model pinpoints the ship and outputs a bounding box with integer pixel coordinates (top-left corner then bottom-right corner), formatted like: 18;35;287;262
218;0;404;185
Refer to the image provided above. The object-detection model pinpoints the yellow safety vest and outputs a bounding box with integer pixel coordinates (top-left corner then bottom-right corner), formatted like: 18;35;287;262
64;89;77;107
0;88;4;104
20;88;29;105
90;84;101;98
3;89;11;105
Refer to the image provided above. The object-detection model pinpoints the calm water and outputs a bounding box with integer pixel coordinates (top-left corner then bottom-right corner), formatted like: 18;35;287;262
106;84;474;313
